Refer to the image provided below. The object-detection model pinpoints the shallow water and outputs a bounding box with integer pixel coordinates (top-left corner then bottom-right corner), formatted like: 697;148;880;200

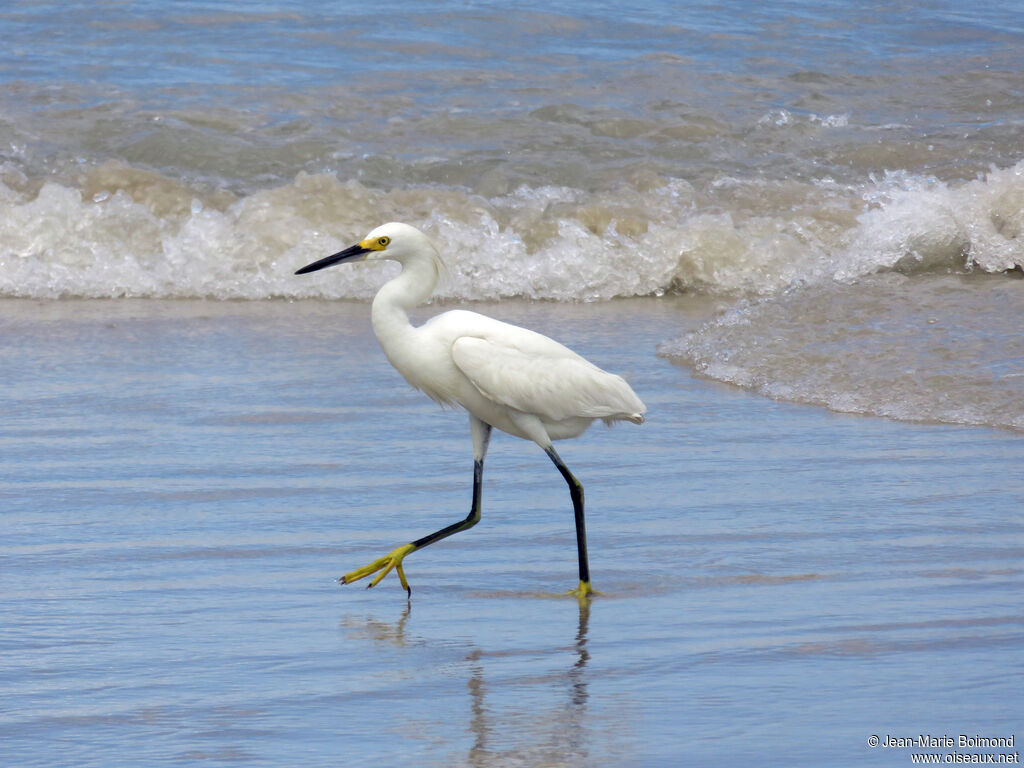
2;299;1021;767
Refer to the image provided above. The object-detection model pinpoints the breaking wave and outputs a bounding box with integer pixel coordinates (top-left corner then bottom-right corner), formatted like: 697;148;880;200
0;160;1021;301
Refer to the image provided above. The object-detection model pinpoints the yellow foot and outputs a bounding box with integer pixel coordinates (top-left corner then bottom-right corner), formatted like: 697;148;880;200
340;543;417;596
568;580;599;600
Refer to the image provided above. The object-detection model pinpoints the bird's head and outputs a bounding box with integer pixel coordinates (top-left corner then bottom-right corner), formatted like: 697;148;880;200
295;222;437;275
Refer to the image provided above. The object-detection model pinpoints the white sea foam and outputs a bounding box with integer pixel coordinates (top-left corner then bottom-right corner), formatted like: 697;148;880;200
837;165;1024;278
0;161;1021;301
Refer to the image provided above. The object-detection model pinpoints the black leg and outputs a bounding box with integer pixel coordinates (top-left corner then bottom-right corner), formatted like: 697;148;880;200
545;445;591;590
339;420;492;596
411;456;485;550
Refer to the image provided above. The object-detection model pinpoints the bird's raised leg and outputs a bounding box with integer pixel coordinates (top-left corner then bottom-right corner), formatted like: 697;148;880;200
545;445;594;599
340;416;493;596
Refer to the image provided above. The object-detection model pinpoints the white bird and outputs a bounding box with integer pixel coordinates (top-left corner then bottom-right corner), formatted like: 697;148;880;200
295;222;646;598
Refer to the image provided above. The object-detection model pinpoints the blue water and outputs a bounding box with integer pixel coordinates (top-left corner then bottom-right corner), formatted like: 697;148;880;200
5;0;1024;136
6;1;1023;88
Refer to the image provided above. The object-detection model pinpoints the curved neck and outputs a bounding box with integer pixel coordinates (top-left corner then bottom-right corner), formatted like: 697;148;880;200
371;255;439;350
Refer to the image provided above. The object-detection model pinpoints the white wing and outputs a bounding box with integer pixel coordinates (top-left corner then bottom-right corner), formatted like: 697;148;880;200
451;330;645;424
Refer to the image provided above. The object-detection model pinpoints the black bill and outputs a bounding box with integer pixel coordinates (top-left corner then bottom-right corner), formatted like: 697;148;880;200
295;243;370;275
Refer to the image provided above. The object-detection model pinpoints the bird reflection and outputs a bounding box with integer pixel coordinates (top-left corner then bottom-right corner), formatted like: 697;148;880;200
340;598;594;765
466;648;488;766
339;602;411;646
467;599;591;768
570;597;591;709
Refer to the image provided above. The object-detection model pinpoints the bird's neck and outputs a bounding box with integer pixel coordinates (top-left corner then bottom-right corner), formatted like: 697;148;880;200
371;255;439;352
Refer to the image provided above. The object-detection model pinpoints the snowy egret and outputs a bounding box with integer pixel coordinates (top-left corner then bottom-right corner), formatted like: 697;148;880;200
295;222;645;598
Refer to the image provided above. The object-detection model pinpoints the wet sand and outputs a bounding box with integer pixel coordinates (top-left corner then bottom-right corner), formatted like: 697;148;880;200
1;298;1021;767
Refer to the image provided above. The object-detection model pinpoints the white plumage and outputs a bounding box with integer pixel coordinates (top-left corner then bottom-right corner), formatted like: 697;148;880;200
295;222;645;598
452;330;645;424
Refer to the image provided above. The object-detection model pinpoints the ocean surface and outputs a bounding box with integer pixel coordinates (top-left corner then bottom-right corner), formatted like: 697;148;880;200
1;1;1022;766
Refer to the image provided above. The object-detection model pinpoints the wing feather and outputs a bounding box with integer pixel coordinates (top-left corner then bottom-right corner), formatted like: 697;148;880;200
451;334;644;423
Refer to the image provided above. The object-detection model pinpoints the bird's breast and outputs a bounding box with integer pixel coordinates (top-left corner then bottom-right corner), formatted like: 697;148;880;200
379;326;463;407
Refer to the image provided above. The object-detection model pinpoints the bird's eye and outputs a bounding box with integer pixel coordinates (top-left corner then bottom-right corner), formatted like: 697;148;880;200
378;236;390;247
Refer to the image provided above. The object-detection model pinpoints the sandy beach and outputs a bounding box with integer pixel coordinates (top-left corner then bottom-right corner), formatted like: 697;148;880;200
2;297;1021;767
